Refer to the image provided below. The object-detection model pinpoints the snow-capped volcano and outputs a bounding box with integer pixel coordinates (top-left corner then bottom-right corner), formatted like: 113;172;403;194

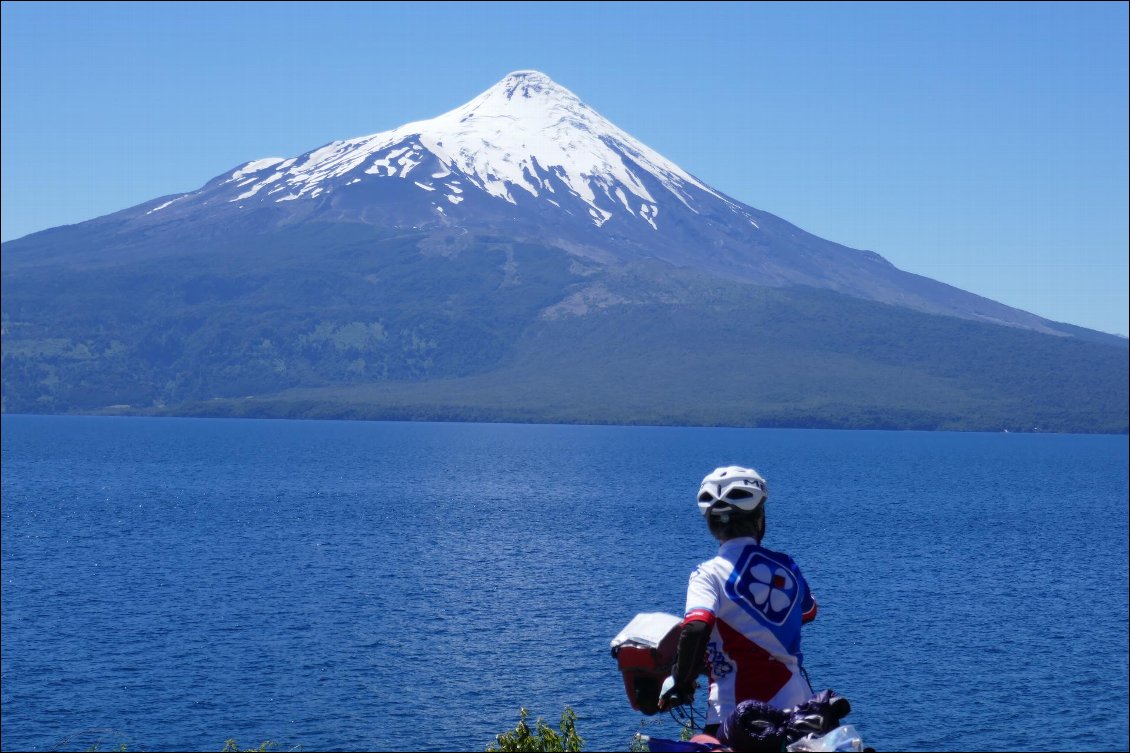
5;70;1125;428
54;71;1073;335
152;70;754;234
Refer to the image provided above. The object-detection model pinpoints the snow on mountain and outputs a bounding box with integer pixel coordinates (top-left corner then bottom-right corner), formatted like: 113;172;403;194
151;70;757;232
88;70;1078;338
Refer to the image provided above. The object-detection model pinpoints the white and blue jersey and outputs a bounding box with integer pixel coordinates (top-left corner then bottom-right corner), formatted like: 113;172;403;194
683;536;818;724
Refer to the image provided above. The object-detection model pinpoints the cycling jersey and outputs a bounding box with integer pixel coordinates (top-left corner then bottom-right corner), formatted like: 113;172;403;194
683;536;818;724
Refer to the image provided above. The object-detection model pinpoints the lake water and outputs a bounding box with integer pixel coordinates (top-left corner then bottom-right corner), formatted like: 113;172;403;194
1;415;1127;752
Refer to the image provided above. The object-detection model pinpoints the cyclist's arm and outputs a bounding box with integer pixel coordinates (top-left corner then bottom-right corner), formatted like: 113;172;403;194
662;566;718;707
672;608;715;689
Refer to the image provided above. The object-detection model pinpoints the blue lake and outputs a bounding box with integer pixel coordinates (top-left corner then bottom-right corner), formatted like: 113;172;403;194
1;415;1127;752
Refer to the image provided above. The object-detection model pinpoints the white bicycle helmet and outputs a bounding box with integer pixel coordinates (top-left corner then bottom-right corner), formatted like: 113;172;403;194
697;466;768;516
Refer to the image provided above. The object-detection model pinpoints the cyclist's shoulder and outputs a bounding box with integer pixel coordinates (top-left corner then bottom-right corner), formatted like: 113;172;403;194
747;540;805;572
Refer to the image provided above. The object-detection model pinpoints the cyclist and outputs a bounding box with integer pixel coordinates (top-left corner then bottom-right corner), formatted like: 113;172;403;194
659;465;818;740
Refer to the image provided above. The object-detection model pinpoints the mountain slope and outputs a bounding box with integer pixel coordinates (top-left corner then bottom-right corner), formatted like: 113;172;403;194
3;222;1126;431
160;285;1130;434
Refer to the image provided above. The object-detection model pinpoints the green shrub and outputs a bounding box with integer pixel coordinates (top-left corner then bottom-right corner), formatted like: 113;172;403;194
486;707;584;752
221;741;278;752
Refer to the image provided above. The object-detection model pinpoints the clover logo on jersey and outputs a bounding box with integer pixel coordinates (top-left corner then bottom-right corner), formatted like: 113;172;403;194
727;549;798;626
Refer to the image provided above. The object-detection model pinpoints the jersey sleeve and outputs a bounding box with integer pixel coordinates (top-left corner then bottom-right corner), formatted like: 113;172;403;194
683;563;719;626
796;564;818;623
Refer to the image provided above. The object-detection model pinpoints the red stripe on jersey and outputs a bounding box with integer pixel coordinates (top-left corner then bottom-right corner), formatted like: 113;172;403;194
716;619;793;703
683;608;716;627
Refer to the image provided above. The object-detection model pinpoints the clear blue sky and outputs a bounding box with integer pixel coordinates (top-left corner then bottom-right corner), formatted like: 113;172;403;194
3;1;1127;336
